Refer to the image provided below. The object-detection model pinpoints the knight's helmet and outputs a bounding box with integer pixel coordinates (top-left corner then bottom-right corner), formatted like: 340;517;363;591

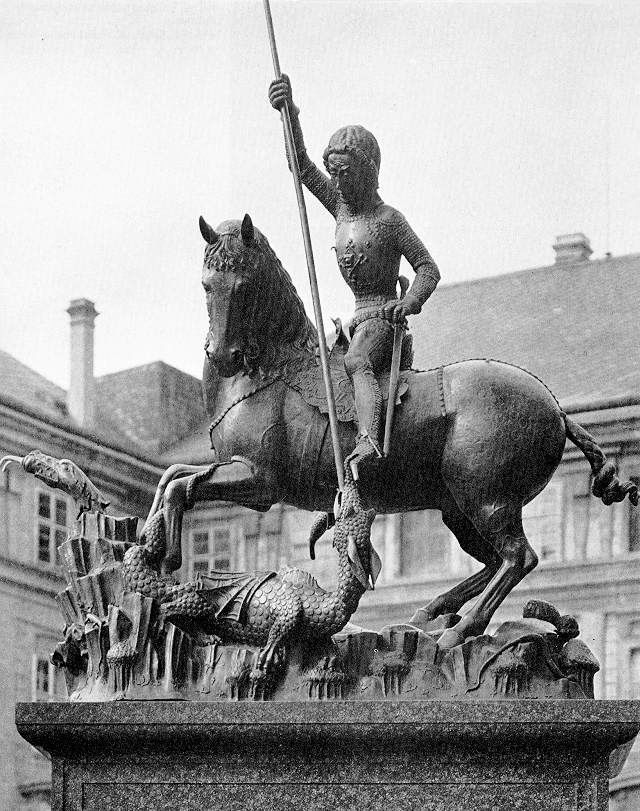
322;125;381;187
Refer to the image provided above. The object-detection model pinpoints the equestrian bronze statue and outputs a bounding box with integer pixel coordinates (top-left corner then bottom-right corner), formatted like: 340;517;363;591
144;214;637;651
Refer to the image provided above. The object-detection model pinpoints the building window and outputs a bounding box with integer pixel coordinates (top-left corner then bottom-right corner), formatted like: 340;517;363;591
190;525;232;577
36;491;71;565
401;510;450;578
629;648;640;699
629;477;640;553
522;480;564;564
32;654;64;702
212;527;231;570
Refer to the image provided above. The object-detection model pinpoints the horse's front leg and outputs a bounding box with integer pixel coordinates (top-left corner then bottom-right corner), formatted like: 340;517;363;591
145;463;211;528
161;457;278;574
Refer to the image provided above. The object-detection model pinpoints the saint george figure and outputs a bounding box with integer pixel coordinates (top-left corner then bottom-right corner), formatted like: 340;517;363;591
269;76;441;473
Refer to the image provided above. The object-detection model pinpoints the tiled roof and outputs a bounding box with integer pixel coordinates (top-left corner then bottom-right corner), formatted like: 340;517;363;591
97;362;205;455
0;349;69;423
0;351;205;458
411;252;640;404
161;418;213;465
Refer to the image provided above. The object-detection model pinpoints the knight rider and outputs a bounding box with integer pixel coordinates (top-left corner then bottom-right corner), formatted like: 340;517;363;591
269;75;441;474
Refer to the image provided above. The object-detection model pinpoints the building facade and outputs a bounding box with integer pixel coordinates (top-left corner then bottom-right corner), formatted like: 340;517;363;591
0;301;203;809
1;233;639;807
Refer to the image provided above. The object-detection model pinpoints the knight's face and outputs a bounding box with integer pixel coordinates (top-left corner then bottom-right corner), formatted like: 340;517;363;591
327;153;371;206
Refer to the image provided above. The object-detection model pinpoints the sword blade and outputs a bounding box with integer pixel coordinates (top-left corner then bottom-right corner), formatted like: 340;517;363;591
383;323;405;457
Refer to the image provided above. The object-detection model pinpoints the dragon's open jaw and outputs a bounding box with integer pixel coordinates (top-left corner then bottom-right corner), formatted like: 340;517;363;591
0;449;110;516
22;451;63;486
0;455;23;474
0;451;62;487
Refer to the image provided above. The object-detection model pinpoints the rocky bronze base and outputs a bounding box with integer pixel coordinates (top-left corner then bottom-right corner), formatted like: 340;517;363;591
16;700;640;811
52;514;601;702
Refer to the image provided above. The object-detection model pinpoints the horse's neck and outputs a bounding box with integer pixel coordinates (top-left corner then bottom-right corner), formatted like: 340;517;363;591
204;344;315;416
203;357;221;417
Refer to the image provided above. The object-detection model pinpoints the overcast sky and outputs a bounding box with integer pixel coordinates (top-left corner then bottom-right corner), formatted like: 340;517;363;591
1;1;639;388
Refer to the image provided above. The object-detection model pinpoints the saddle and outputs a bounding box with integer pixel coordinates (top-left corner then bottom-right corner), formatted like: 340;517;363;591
283;323;414;424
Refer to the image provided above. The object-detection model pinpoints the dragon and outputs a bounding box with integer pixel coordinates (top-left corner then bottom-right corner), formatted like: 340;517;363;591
3;449;381;686
127;467;381;677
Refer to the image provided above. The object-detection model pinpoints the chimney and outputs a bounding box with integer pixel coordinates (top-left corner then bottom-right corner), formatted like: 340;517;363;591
66;298;98;429
552;233;593;264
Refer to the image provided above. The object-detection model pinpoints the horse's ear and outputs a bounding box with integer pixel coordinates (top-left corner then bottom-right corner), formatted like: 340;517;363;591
241;213;254;245
199;216;218;245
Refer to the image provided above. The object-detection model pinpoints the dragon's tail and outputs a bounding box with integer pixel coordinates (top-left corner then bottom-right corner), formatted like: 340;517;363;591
563;413;638;506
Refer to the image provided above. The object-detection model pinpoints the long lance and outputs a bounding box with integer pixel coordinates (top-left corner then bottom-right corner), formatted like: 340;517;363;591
262;0;344;492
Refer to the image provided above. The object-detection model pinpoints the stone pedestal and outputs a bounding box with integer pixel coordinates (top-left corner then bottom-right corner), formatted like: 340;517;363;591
16;700;640;811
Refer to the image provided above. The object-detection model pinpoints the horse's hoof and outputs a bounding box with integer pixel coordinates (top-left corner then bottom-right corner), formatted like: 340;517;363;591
437;627;467;650
409;609;461;633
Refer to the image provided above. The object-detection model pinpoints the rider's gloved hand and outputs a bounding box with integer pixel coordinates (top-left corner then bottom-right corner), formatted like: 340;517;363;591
268;74;300;116
380;294;422;324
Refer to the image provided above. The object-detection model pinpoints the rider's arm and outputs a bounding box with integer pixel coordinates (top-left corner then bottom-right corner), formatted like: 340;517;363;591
289;113;339;216
269;77;339;217
394;213;441;312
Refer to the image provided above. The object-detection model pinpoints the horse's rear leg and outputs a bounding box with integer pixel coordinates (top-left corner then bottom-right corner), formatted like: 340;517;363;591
438;508;538;649
413;501;500;624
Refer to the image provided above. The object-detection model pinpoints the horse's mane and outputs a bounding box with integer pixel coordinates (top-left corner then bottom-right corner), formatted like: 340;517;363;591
204;222;318;378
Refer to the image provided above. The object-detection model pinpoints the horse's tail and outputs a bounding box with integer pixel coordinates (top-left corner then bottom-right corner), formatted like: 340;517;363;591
563;413;638;506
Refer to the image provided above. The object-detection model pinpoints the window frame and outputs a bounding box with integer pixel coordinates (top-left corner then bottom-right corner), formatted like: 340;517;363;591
628;477;640;554
189;524;232;578
35;489;72;566
31;653;64;702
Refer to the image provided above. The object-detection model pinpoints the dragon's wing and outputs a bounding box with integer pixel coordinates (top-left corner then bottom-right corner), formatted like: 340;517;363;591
199;570;276;623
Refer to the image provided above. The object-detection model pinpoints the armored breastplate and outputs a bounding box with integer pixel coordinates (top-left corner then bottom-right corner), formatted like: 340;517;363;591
334;213;401;302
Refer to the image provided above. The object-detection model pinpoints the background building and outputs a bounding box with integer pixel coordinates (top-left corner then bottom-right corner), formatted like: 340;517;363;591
1;233;638;808
0;300;204;809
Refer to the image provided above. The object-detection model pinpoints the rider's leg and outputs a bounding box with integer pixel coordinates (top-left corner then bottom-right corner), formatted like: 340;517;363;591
344;319;393;462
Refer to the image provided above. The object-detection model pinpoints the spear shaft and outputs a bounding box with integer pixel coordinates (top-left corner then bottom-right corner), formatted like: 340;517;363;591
263;0;344;491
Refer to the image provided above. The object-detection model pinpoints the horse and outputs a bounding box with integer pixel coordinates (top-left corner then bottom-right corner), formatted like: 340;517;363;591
145;213;637;649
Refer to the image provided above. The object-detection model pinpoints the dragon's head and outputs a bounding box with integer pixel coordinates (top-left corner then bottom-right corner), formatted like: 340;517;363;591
0;450;109;516
309;467;381;591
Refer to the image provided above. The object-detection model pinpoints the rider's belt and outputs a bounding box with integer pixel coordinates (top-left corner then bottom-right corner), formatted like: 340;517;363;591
351;308;408;332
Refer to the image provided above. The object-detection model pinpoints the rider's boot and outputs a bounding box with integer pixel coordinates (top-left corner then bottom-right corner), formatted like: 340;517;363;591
346;368;383;478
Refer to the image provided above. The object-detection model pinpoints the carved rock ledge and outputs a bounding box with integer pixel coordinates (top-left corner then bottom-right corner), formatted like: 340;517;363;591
52;515;600;702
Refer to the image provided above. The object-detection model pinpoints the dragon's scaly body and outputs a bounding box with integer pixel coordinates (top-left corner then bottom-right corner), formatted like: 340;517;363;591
124;471;377;670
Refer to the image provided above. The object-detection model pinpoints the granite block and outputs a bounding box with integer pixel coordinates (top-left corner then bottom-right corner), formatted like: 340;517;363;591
16;700;640;811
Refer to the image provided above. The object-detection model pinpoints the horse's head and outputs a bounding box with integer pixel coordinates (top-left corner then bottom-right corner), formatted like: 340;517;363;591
199;213;316;378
